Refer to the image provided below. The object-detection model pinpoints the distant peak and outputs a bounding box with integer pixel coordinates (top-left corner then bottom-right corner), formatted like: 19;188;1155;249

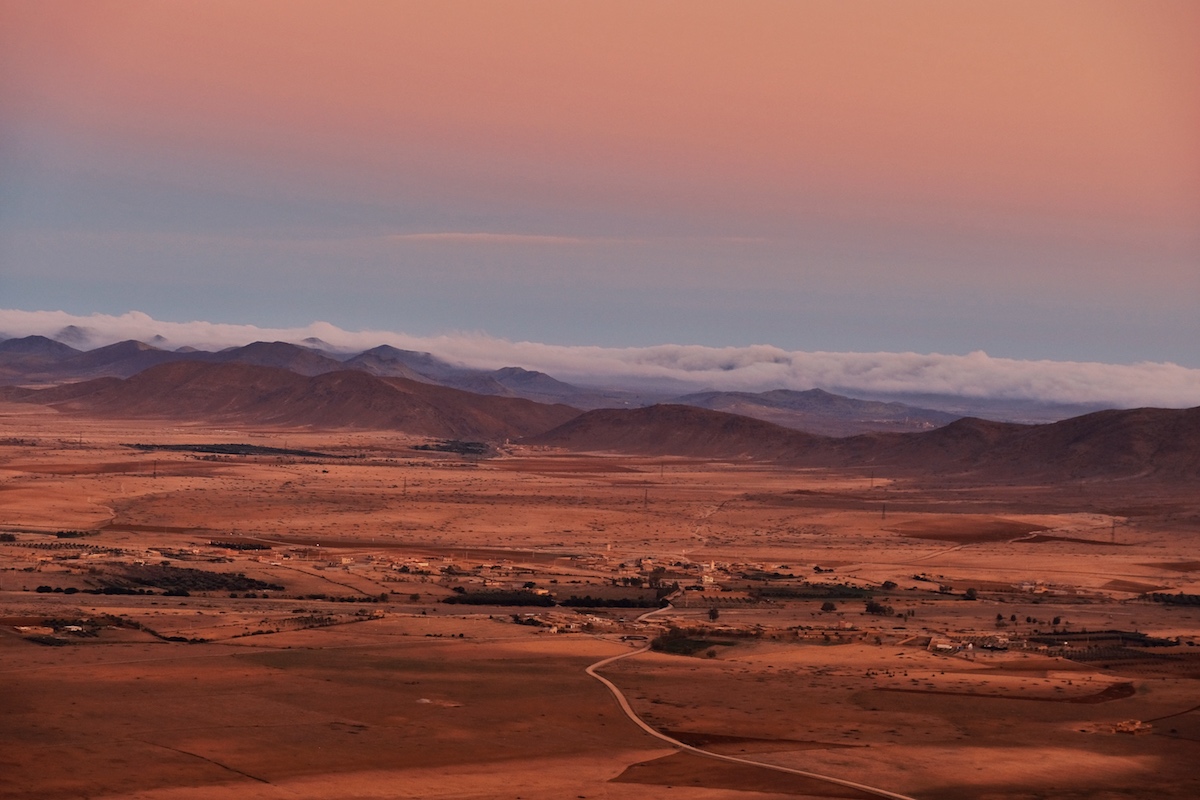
54;325;93;346
99;339;161;352
0;335;81;356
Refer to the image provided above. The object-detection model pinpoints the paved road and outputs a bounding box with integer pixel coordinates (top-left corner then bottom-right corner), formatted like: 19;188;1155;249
585;642;919;800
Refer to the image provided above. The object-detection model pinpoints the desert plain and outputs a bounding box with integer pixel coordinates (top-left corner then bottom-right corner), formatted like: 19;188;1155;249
2;404;1200;800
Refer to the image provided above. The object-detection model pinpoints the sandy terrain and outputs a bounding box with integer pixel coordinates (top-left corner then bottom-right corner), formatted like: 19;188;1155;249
2;406;1199;798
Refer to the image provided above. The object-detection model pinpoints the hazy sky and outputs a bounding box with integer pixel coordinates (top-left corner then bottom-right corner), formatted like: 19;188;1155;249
2;1;1198;365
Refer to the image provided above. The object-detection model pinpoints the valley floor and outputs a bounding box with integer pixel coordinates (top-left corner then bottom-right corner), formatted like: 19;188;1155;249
2;407;1199;799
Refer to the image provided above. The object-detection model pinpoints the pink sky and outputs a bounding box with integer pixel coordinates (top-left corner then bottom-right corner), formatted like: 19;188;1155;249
1;1;1197;364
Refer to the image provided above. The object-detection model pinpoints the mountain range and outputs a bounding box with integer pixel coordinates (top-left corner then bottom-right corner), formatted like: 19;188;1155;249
0;361;579;441
2;334;1196;485
0;335;956;434
525;404;1200;484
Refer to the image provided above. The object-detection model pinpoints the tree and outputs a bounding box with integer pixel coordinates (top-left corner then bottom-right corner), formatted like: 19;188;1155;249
865;600;894;616
964;588;978;601
821;601;837;613
649;567;667;589
708;607;720;621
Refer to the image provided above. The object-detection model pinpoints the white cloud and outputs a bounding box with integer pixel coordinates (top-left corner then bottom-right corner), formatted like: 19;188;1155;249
2;308;1198;408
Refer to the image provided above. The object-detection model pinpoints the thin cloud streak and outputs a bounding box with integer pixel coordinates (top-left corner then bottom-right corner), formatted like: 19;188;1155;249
379;233;764;246
383;232;596;245
1;309;1198;409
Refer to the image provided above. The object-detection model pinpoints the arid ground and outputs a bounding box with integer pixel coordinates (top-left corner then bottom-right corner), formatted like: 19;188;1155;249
3;405;1199;799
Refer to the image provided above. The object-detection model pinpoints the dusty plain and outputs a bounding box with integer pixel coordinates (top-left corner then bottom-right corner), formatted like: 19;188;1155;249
3;404;1200;799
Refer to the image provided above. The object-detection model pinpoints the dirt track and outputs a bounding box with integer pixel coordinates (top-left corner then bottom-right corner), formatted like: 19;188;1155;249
587;643;917;800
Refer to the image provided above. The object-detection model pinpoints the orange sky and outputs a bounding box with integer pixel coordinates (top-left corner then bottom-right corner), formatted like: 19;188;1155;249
1;1;1197;361
7;1;1197;221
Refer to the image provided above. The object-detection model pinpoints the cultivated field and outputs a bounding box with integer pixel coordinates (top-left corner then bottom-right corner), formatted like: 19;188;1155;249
3;405;1199;799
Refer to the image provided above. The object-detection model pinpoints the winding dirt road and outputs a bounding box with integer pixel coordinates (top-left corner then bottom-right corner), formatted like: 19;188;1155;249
585;642;919;800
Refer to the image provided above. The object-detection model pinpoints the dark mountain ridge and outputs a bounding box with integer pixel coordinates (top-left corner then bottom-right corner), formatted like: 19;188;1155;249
0;337;661;413
526;403;1200;484
5;335;1185;449
0;335;81;362
7;361;581;441
4;351;1194;483
0;336;962;430
526;404;823;460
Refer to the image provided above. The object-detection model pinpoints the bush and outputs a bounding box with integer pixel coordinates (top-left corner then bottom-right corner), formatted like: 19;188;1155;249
443;590;554;607
651;627;734;656
559;596;660;608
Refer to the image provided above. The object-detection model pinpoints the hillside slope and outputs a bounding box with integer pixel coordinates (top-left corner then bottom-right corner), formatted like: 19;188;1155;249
524;404;823;459
527;404;1200;483
16;361;582;440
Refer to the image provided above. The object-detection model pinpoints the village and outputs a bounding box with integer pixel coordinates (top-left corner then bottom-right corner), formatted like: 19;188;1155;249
5;517;1193;665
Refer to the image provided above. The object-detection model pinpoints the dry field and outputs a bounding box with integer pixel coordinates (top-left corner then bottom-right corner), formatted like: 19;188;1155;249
3;405;1199;799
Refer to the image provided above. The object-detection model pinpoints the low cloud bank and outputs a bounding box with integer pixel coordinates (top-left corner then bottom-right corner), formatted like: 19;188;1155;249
3;309;1198;408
